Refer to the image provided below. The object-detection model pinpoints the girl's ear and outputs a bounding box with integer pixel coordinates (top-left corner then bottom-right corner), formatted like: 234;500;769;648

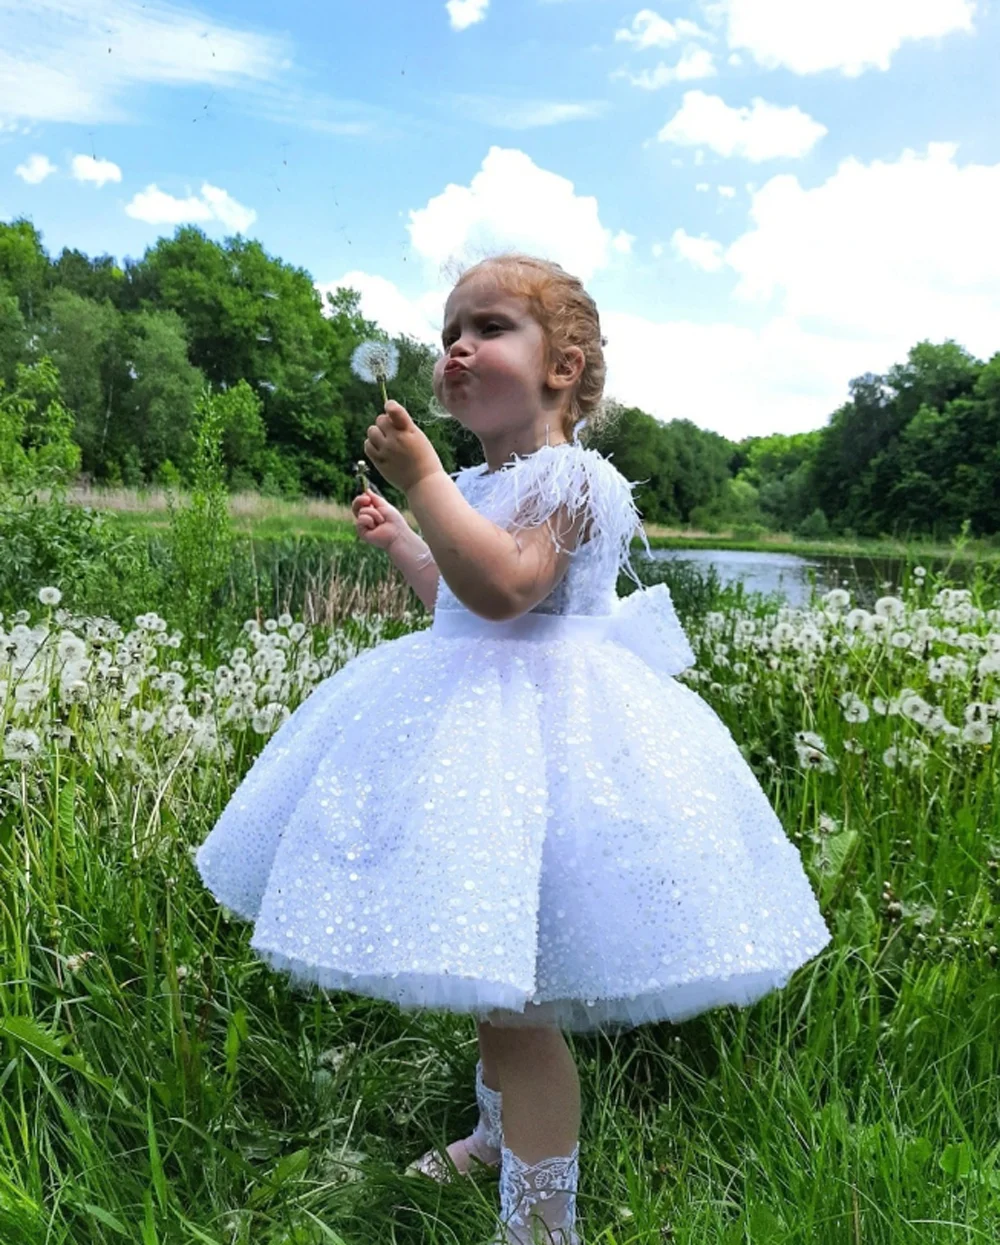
547;346;585;391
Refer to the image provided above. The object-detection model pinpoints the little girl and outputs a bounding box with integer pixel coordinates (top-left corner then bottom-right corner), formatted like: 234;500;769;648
195;252;832;1244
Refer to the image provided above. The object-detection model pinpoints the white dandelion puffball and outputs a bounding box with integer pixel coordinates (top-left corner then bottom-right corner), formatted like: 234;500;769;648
351;339;399;385
38;586;62;606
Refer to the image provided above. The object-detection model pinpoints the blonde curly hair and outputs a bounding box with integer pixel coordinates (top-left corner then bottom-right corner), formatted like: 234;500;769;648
438;251;619;445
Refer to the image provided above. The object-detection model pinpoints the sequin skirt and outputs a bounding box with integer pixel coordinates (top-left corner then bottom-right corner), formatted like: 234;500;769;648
195;593;832;1032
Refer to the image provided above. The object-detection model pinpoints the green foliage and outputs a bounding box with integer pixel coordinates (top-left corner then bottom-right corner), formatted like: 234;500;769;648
0;492;160;617
796;507;831;540
2;219;999;540
0;355;160;616
0;357;80;488
163;385;237;644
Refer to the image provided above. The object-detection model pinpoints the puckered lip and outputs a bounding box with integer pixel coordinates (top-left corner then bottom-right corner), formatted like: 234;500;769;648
443;359;470;377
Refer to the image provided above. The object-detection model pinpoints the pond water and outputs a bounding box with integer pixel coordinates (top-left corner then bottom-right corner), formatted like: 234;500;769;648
642;547;969;610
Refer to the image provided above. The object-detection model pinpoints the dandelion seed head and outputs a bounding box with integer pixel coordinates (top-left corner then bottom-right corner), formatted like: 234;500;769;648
961;721;992;745
351;339;399;385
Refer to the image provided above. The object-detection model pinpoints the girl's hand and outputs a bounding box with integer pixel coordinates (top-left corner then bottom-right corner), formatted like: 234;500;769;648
351;489;414;556
364;400;444;494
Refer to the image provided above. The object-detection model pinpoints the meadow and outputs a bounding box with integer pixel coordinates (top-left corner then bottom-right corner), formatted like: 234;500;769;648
2;500;999;1241
62;483;1000;564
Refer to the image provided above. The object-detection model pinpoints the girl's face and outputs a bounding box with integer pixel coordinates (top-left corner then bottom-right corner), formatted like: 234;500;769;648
433;277;552;431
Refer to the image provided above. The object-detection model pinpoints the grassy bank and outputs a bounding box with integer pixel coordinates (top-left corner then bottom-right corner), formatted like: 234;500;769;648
64;483;1000;563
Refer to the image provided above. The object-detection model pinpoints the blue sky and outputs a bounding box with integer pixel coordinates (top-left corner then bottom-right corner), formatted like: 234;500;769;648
3;0;999;438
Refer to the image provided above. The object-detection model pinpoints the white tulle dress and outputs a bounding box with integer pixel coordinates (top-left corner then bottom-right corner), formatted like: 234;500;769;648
195;441;832;1033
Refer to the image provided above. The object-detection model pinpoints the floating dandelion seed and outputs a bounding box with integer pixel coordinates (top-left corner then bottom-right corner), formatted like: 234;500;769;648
262;290;279;300
351;339;399;405
258;380;277;393
256;333;272;343
312;369;327;383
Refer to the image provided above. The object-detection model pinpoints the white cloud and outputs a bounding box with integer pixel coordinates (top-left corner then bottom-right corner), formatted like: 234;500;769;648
309;143;1000;440
446;0;489;31
316;272;445;344
15;153;56;183
608;141;1000;436
407;146;627;282
718;184;737;197
612;230;636;255
125;181;256;232
676;18;710;39
0;0;289;126
454;97;607;128
671;228;726;272
615;9;679;49
695;182;710;191
725;142;1000;351
70;154;122;187
125;186;213;226
619;46;717;88
658;90;827;161
712;0;977;76
199;183;257;232
603;311;864;435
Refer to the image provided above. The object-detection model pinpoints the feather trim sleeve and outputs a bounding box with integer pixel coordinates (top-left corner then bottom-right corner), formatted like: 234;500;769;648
487;444;652;587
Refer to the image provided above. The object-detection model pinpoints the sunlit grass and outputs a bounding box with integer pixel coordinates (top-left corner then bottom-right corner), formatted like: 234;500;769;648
58;483;1000;561
2;561;998;1242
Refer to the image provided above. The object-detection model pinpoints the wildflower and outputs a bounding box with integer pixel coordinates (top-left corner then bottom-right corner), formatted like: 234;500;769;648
794;730;836;773
38;586;62;606
874;596;906;621
978;652;1000;677
962;721;993;745
3;727;42;761
351;339;399;403
822;588;851;611
64;951;96;973
839;692;870;724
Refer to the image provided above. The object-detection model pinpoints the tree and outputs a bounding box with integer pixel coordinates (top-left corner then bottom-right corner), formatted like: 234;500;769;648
0;357;80;489
120;309;204;477
43;289;124;472
0;219;51;322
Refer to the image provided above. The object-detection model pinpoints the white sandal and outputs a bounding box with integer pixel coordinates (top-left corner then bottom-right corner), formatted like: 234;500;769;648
406;1058;503;1182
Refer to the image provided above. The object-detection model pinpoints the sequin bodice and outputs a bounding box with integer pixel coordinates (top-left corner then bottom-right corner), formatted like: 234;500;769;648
433;443;649;618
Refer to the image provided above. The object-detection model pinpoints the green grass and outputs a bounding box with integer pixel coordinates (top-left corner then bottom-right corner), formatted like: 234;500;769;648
2;560;999;1242
64;483;1000;562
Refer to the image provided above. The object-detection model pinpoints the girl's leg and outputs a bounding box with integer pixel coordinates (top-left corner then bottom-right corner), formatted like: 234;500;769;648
482;1020;582;1244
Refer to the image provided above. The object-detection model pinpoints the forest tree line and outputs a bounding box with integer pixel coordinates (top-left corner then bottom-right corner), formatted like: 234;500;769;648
1;217;998;539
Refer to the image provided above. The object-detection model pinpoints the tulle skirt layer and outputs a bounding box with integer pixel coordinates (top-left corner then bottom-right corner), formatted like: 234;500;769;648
195;602;832;1033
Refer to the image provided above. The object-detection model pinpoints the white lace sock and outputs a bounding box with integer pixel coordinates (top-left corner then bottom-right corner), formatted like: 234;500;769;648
494;1141;581;1244
471;1058;504;1162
